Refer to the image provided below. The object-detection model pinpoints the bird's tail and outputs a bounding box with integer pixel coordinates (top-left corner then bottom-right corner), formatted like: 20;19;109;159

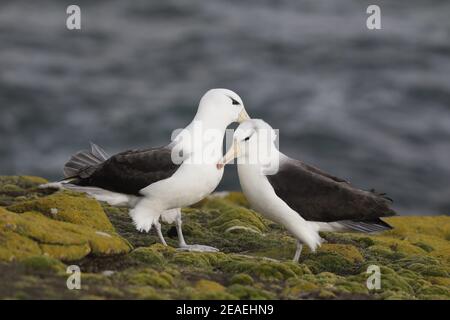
63;142;109;178
337;218;393;233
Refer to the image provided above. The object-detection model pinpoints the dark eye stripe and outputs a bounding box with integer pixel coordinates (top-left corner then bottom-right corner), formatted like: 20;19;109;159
227;95;240;105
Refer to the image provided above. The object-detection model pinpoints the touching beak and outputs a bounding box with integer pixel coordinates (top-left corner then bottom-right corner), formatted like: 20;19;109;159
237;108;250;123
217;141;241;170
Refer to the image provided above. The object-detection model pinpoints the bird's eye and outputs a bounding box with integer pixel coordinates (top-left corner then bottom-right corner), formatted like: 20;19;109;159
244;136;250;141
228;96;240;105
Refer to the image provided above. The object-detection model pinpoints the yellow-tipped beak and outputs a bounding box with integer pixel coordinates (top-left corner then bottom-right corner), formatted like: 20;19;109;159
238;108;250;123
217;142;241;170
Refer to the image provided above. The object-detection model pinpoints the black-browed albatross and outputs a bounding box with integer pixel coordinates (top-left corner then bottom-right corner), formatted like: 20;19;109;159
42;89;250;252
218;119;395;261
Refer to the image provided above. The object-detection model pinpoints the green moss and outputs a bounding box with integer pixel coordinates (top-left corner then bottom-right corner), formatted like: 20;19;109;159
222;257;310;281
188;280;237;300
196;279;225;292
230;273;254;286
20;256;65;273
381;291;415;300
223;192;250;208
334;279;368;294
376;272;414;295
0;229;42;261
0;176;50;206
1;177;450;300
129;247;166;266
171;251;229;269
284;278;320;296
417;285;450;299
201;197;267;233
126;286;167;299
0;206;130;262
227;284;274;299
8;191;114;232
40;243;91;261
303;251;360;275
0;176;48;190
413;242;434;253
126;268;173;288
318;244;364;264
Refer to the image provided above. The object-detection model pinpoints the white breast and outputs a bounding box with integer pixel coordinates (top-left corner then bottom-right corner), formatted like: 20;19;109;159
238;163;290;223
141;162;224;209
237;162;323;251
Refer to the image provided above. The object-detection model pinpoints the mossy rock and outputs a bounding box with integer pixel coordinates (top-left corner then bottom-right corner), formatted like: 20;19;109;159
303;251;360;275
8;191;114;232
230;273;254;286
171;251;229;269
200;197;267;234
125;268;174;288
0;176;48;191
221;257;310;281
0;229;42;261
318;244;364;264
227;284;274;299
20;256;66;274
283;278;320;297
1;176;450;300
188;280;236;300
0;176;50;206
129;247;166;266
0;207;131;262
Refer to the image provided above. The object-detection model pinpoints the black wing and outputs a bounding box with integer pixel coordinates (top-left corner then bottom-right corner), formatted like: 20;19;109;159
73;147;180;196
266;158;396;222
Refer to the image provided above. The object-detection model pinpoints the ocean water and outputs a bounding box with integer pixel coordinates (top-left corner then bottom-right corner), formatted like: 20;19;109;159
0;0;449;215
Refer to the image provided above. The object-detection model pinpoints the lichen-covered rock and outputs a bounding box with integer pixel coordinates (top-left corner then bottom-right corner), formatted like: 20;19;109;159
0;208;131;262
9;191;115;232
0;176;49;207
0;176;449;300
0;177;131;263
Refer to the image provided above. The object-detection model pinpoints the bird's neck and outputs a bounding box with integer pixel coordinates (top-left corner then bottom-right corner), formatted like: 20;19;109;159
242;141;281;175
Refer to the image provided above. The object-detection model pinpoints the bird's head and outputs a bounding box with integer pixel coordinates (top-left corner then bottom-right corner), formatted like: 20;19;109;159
217;119;278;169
196;89;250;126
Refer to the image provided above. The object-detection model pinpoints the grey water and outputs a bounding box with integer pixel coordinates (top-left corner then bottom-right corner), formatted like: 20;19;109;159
0;0;449;215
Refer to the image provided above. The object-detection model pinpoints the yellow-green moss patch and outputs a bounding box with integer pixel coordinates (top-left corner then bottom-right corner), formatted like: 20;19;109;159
8;191;114;232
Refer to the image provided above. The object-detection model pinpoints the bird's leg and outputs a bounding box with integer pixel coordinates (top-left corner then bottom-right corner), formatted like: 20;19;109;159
174;209;219;252
175;210;187;248
293;240;303;263
154;220;167;246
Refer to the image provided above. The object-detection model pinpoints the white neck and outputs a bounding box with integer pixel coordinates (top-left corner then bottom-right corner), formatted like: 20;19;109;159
241;139;281;175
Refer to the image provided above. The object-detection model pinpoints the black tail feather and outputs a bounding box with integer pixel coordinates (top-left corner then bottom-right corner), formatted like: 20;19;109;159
369;188;394;203
338;218;393;233
63;143;109;178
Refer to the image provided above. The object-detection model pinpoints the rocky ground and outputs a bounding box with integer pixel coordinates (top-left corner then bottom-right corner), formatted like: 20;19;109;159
0;176;449;300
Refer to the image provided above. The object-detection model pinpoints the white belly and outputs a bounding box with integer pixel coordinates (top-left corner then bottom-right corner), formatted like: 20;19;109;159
237;163;323;251
141;163;224;209
237;164;288;223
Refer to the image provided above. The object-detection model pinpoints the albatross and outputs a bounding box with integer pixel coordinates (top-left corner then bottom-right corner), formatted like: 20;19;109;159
42;89;250;252
217;119;396;261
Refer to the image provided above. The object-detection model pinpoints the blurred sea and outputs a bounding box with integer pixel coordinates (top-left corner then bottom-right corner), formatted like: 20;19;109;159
1;0;450;215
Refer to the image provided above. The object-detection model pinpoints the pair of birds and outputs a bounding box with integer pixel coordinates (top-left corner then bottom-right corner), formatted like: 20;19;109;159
43;88;395;261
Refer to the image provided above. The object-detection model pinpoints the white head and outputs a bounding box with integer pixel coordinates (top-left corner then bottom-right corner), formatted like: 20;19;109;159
217;119;279;173
195;89;250;128
170;89;250;165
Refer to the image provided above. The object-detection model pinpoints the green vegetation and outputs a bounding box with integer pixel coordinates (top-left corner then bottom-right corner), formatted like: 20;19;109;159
0;176;448;300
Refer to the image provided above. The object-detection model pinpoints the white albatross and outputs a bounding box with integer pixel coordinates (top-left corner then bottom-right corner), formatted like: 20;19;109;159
217;119;396;261
41;89;250;252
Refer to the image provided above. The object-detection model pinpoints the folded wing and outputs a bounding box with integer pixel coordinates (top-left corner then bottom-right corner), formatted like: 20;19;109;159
70;146;180;196
266;157;396;223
